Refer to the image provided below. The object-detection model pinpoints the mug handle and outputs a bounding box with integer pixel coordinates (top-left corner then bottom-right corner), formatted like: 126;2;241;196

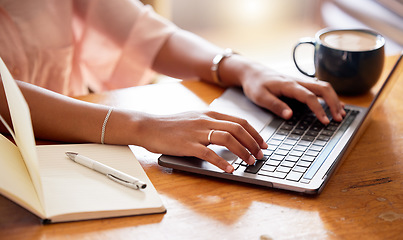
292;38;316;78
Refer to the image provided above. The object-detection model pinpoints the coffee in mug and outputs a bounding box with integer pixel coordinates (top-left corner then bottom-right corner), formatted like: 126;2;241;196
293;29;385;95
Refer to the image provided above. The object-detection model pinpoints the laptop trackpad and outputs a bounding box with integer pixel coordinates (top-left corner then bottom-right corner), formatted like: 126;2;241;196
208;145;237;162
158;145;238;173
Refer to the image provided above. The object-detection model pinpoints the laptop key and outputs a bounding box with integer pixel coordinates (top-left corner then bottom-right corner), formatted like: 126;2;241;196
292;129;305;135
261;164;276;172
326;124;338;130
267;139;282;146
272;134;286;141
293;166;308;173
285;155;299;162
317;135;330;141
277;129;290;135
277;166;292;173
266;159;282;167
267;144;277;151
301;155;315;162
288;134;301;140
290;150;304;157
281;160;296;168
309;145;323;151
284;139;298;145
271;154;285;161
321;130;334;136
262;149;274;156
244;160;266;174
310;122;325;131
305;150;320;157
294;145;308;152
279;144;293;151
301;135;315;142
313;140;327;146
297;160;312;168
286;171;304;182
259;171;287;179
275;149;289;156
306;130;320;137
280;124;294;130
298;140;311;146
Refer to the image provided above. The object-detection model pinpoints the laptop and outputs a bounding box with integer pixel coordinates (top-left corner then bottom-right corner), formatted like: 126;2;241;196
159;53;402;194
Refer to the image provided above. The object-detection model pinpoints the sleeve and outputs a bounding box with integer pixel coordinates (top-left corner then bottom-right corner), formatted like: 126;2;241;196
72;0;178;93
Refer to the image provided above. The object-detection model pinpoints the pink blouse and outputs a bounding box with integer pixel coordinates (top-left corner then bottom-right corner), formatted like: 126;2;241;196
0;0;177;96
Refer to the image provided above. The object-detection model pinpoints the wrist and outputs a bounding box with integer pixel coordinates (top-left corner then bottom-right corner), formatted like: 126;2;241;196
217;53;253;87
211;48;235;86
102;108;145;146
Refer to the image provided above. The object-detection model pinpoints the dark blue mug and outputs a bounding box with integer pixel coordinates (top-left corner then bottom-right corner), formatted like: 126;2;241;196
293;29;385;95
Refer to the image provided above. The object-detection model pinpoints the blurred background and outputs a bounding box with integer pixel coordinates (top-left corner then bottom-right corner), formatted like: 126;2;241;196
141;0;402;72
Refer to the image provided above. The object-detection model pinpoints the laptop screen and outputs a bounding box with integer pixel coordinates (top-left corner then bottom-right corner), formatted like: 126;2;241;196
364;53;403;124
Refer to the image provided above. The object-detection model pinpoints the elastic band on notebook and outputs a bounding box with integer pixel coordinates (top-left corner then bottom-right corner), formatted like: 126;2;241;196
101;107;114;144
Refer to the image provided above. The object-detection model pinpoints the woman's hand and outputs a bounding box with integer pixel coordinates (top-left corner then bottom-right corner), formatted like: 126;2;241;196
221;56;346;125
131;111;268;173
153;31;345;125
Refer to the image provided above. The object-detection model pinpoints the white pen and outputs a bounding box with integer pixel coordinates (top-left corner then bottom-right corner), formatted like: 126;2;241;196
65;152;147;190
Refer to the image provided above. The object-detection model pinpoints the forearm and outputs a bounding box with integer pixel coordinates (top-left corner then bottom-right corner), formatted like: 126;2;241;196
0;80;267;173
0;81;142;145
152;29;261;89
151;29;345;124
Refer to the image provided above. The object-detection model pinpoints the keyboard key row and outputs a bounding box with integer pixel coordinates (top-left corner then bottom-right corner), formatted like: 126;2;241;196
233;107;359;184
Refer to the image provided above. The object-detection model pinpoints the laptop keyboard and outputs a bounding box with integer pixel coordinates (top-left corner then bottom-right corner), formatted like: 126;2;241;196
231;101;359;184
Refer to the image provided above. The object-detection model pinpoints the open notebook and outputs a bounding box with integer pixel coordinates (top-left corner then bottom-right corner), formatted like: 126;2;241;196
0;58;166;223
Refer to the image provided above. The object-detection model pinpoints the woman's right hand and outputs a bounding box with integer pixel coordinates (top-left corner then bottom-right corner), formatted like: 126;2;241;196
123;110;268;173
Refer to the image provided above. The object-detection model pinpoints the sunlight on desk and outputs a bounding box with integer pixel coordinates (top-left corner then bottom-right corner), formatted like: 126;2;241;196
80;83;208;114
100;194;327;240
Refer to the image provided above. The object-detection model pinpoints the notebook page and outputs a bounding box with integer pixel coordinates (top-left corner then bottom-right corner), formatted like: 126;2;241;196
0;58;45;211
0;134;44;218
37;144;165;221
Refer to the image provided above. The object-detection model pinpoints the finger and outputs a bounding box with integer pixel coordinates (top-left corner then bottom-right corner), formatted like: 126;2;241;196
269;80;331;124
193;144;234;173
298;79;346;121
241;92;294;120
206;111;268;149
205;119;264;160
288;86;330;125
208;130;256;165
257;82;329;124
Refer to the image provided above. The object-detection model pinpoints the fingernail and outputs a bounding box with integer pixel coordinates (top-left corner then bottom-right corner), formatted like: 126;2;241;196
262;141;268;149
282;109;292;119
341;108;346;116
248;155;256;165
225;165;234;173
257;150;264;160
323;115;330;125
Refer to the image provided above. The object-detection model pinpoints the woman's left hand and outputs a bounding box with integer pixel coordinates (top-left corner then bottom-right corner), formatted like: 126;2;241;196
221;56;346;125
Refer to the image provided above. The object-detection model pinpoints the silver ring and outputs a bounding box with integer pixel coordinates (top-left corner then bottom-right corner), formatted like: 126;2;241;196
208;130;215;144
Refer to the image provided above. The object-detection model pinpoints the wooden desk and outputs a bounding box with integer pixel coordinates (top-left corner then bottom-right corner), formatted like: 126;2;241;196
1;55;402;240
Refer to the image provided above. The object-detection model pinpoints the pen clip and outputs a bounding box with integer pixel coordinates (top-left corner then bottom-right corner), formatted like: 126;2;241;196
107;174;140;190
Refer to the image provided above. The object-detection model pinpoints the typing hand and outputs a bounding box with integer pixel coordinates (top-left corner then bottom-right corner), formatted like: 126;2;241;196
240;66;346;125
135;111;268;173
